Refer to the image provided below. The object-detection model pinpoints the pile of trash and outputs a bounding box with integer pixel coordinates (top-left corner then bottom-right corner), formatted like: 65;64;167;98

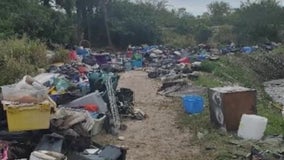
127;45;211;97
0;54;147;159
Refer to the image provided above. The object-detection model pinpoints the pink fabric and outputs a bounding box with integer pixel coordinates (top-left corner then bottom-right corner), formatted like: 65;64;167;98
178;57;190;64
0;144;8;160
69;50;78;61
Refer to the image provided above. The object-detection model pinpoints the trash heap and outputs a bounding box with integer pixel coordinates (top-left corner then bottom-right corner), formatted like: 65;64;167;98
0;59;146;159
128;45;212;97
132;44;283;159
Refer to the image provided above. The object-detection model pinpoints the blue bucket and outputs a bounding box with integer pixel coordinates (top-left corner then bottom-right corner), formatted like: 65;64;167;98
182;95;204;114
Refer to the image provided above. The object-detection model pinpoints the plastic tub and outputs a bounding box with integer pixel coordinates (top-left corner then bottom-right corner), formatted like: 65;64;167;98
63;92;108;113
237;114;268;140
182;95;204;114
91;113;106;136
3;99;55;132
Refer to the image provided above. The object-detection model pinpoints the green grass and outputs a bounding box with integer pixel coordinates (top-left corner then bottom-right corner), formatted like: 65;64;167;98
177;105;250;159
194;57;284;135
181;51;284;159
273;45;284;55
178;96;284;159
194;73;223;88
257;98;284;135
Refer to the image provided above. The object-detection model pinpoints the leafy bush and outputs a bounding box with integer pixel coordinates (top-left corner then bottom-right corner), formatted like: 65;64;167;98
200;60;218;73
51;48;69;63
0;37;47;85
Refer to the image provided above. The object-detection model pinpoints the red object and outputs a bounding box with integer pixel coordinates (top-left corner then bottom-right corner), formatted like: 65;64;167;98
84;104;99;112
126;50;133;58
68;50;78;61
178;57;190;64
78;66;88;73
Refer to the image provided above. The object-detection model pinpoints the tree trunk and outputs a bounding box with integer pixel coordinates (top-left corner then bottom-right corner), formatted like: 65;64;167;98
103;0;113;47
76;0;83;43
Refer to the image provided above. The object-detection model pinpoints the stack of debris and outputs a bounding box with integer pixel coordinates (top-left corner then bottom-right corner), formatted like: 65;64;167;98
0;56;147;159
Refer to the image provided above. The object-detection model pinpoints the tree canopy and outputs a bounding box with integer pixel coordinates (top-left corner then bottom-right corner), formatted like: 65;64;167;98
0;0;283;48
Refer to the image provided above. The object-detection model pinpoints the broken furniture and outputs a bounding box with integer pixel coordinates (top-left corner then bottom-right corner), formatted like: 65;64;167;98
208;86;257;131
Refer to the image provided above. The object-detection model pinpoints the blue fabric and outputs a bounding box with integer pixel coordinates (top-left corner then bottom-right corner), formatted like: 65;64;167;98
76;48;89;56
242;46;253;54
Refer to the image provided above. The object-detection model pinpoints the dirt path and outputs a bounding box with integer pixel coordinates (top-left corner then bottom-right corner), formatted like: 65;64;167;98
95;71;198;160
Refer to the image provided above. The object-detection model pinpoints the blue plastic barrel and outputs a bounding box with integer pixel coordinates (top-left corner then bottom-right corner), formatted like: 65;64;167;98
182;95;204;114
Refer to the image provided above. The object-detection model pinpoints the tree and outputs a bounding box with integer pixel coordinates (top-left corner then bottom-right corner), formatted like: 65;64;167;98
194;25;212;43
208;1;231;16
102;0;113;47
234;0;284;43
210;25;236;44
207;1;231;25
0;0;73;43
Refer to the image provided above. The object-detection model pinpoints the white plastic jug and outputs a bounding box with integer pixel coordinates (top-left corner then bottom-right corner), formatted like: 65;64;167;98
237;114;268;140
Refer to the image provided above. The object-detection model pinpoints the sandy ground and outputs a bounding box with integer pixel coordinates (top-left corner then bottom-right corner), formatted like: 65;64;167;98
95;71;198;160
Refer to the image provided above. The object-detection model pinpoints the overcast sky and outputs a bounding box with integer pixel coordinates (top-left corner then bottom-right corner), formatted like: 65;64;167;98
167;0;284;16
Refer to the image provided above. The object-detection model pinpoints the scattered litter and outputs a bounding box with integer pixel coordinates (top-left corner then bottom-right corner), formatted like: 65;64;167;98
118;136;125;141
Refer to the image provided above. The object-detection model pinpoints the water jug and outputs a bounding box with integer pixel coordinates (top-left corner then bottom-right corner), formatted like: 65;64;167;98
237;114;268;140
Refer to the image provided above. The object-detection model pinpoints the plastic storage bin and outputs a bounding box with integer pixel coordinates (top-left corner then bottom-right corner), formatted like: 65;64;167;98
91;114;106;136
63;92;108;113
182;95;204;114
237;114;268;140
3;100;55;132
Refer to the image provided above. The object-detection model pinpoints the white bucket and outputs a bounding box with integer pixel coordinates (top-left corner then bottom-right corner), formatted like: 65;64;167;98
91;114;106;136
237;114;268;140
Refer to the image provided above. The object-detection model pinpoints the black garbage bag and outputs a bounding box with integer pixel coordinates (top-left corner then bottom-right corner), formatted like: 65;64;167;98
0;131;36;142
0;102;7;130
148;72;159;79
116;88;134;115
117;88;134;103
51;93;81;105
0;102;6;121
82;55;97;66
63;135;92;152
8;143;34;159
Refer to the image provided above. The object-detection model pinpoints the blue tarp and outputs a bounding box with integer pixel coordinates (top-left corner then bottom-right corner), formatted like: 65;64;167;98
241;46;253;54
